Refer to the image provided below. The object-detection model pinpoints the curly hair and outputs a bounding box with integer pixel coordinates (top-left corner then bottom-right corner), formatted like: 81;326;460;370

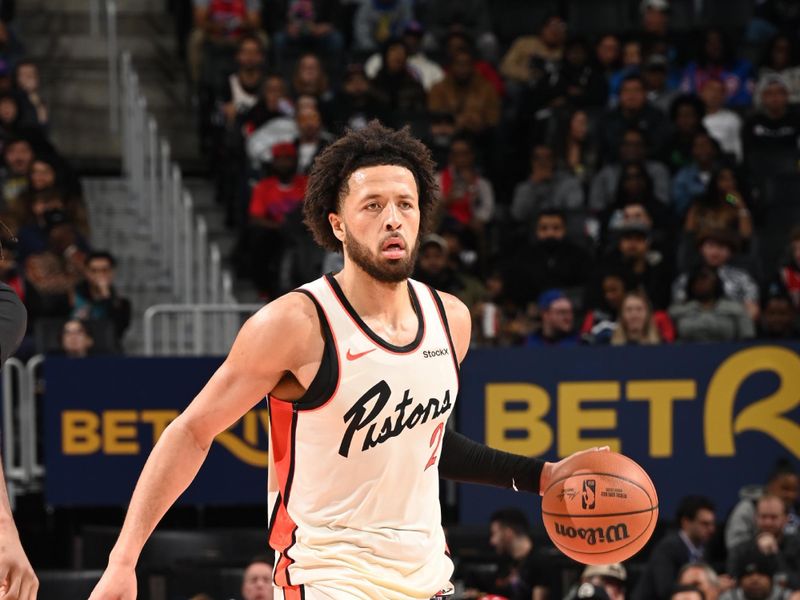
303;121;439;253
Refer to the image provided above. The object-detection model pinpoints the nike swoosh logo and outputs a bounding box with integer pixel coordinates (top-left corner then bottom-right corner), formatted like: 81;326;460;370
346;348;376;361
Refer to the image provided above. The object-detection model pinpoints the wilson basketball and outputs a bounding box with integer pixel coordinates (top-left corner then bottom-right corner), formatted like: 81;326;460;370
541;451;658;565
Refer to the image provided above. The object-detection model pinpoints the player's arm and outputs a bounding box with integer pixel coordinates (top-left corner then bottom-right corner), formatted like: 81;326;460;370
89;293;319;600
435;292;606;495
0;282;37;600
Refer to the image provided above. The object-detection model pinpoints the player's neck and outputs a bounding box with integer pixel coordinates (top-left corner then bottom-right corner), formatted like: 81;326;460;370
511;536;532;561
334;265;412;324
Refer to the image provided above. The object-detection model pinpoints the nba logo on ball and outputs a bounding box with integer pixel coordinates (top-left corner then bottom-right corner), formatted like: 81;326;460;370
541;451;658;565
582;480;596;510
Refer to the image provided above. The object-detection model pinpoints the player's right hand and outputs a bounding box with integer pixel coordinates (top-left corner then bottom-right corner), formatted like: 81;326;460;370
0;521;38;600
88;563;137;600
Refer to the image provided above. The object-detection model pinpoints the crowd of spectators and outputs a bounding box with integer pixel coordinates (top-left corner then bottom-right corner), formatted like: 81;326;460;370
179;0;800;347
0;4;131;357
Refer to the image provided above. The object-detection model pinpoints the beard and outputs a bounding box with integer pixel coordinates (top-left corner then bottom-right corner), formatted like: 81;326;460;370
344;229;419;284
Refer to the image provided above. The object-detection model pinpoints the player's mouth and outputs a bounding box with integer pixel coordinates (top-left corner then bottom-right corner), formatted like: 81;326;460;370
380;236;406;259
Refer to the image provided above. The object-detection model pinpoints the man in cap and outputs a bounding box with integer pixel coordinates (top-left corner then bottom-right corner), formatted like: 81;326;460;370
743;74;800;173
582;564;627;600
526;289;578;346
719;549;794;600
678;563;723;600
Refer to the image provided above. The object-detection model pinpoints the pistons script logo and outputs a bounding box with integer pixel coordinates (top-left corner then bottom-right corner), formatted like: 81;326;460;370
339;380;453;457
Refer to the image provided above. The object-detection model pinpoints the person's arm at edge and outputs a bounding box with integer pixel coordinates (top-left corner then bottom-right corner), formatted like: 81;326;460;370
436;292;606;496
89;292;318;599
0;282;37;599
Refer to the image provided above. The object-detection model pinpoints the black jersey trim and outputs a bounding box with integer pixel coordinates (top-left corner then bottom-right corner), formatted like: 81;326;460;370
427;287;460;383
324;272;425;353
285;289;339;411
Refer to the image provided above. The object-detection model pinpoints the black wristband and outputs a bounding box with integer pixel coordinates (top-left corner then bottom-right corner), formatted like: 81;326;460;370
439;429;545;494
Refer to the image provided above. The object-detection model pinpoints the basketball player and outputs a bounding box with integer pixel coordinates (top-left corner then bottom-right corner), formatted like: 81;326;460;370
0;281;38;600
89;122;605;600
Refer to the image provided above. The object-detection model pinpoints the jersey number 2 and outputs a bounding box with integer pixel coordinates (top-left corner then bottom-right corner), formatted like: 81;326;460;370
425;423;444;471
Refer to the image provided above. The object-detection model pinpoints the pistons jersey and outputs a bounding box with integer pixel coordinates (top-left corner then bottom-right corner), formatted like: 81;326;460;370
268;273;460;600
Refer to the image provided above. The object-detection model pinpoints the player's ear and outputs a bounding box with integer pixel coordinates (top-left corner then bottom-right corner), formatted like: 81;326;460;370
329;212;345;243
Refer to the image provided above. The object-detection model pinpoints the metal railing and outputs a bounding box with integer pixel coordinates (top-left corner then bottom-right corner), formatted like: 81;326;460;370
2;356;45;502
143;304;263;356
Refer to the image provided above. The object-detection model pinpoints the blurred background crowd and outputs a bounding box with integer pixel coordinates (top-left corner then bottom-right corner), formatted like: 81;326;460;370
2;0;800;599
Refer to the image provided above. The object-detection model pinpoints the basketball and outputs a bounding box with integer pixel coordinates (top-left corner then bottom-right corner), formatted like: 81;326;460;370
541;451;658;565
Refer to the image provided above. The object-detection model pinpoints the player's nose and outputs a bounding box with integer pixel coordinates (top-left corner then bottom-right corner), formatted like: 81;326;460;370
383;202;401;230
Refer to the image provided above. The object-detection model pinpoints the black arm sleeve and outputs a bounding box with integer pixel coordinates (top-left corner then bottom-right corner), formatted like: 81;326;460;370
439;429;546;494
0;282;26;365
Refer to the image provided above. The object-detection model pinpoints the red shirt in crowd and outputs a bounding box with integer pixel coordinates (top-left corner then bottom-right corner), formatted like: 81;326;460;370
249;174;308;224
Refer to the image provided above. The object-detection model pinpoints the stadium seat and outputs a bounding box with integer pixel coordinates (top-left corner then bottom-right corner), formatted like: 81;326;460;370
37;569;103;600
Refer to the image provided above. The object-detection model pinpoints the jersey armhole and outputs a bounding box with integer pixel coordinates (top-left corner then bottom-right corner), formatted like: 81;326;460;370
287;289;339;410
427;287;461;380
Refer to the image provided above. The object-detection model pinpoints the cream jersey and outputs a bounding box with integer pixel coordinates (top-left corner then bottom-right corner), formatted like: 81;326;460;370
267;274;460;600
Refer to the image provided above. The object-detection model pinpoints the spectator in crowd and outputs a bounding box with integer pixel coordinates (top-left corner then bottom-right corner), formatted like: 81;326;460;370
672;230;759;320
187;0;262;83
743;74;800;173
27;156;85;232
218;35;265;126
758;293;800;339
364;21;444;92
632;495;717;600
600;75;670;163
607;37;643;103
0;137;32;215
643;54;678;114
353;0;413;54
422;0;496;62
22;251;73;326
719;548;795;600
501;209;592;312
595;34;622;83
369;38;427;122
294;105;333;174
606;162;670;234
242;74;294;134
640;0;674;56
437;134;494;233
671;131;721;218
476;508;551;600
241;555;274;600
423;111;456;169
510;145;583;222
662;94;706;174
726;461;800;554
16;189;63;259
669;265;755;342
428;47;501;136
671;586;706;600
72;251;131;344
244;142;307;297
700;78;742;163
590;128;671;214
413;234;484;311
549;108;599;187
775;226;800;311
726;494;800;589
581;270;629;345
611;291;669;345
14;60;47;130
528;36;608;111
290;53;334;116
60;319;94;358
269;0;342;70
680;28;755;108
757;34;800;106
45;208;90;281
526;289;579;346
684;167;753;248
569;563;627;600
500;14;566;86
443;30;504;97
677;563;722;600
601;221;672;309
330;64;387;134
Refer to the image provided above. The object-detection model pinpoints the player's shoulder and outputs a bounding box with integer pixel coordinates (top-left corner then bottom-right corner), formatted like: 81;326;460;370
429;289;471;363
434;290;470;325
241;289;321;349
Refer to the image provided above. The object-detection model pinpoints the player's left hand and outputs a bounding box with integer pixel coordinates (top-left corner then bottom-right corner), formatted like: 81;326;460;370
538;446;610;496
0;519;38;600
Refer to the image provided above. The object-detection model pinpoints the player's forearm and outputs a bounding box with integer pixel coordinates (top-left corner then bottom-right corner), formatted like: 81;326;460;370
0;458;14;525
439;430;545;493
107;418;210;566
